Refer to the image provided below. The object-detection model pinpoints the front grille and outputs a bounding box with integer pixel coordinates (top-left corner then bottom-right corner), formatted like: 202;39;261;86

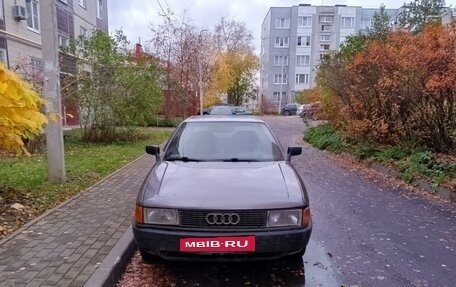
178;210;267;229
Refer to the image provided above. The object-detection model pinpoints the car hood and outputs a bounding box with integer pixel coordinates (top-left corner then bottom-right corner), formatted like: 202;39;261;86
141;161;306;210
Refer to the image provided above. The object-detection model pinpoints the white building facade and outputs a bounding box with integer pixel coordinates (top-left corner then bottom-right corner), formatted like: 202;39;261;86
260;4;399;109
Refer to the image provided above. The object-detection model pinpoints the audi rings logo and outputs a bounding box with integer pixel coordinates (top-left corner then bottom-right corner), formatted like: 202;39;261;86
206;213;240;225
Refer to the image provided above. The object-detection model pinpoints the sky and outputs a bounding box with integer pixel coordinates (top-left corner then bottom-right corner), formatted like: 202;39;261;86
108;0;456;53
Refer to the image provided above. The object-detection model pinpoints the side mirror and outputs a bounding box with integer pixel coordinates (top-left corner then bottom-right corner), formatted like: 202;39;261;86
146;145;160;160
287;146;302;161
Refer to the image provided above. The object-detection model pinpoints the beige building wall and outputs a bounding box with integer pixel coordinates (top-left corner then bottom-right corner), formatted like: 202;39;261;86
2;0;106;70
3;0;42;69
6;40;41;70
73;0;97;38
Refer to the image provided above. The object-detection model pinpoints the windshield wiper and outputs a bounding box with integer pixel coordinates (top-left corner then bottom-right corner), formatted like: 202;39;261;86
165;157;204;162
222;158;262;162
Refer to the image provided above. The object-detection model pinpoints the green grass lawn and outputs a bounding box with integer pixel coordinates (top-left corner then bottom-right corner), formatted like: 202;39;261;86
0;128;172;212
304;123;456;189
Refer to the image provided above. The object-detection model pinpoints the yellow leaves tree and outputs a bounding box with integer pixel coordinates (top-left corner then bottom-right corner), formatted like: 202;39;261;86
206;17;258;106
0;64;47;154
207;50;258;106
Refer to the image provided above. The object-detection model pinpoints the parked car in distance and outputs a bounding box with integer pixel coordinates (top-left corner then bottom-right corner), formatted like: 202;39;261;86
298;101;320;119
296;105;305;116
281;103;300;116
202;107;212;115
133;116;312;262
231;106;253;115
210;105;234;115
201;103;231;115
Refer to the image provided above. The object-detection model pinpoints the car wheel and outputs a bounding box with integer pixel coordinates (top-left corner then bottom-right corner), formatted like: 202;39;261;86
139;249;159;263
284;111;290;116
289;248;306;259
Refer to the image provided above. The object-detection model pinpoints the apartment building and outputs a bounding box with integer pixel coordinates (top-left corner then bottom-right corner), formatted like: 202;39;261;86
260;4;398;109
0;0;108;71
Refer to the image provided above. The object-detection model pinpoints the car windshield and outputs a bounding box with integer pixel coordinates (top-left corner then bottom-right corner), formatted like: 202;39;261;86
164;121;284;162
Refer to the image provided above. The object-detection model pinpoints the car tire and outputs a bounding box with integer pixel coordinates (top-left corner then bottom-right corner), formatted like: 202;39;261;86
289;248;306;259
284;111;290;116
139;249;159;263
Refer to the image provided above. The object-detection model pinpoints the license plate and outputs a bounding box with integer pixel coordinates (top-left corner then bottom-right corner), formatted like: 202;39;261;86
179;236;255;252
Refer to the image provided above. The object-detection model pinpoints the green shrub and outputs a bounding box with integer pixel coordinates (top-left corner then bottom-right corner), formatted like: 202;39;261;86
353;142;379;159
147;117;182;128
304;124;346;152
377;146;412;162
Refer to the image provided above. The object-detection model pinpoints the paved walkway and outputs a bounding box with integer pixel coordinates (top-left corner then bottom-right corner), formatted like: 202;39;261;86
0;155;154;287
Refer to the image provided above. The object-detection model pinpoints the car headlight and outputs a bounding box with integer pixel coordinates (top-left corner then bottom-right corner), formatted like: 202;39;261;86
267;209;302;227
143;208;179;225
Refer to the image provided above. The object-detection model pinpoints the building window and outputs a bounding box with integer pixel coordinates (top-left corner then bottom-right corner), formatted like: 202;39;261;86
297;36;311;47
80;26;88;37
321;25;331;32
26;0;40;31
97;0;103;19
30;57;43;74
273;92;286;102
274;55;289;66
320;15;333;23
274;74;287;84
274;37;289;48
296;55;310;66
0;48;6;64
298;16;312;27
320;44;330;51
79;0;86;8
58;35;69;49
295;74;309;84
59;0;68;4
275;18;290;29
321;35;331;42
342;17;355;28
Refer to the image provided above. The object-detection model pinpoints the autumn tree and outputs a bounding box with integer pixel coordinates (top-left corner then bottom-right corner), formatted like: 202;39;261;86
210;51;258;106
398;0;446;32
295;89;320;104
149;10;213;117
0;64;47;154
208;18;258;106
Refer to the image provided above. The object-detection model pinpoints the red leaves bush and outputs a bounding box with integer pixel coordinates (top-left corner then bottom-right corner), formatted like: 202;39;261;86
318;23;456;153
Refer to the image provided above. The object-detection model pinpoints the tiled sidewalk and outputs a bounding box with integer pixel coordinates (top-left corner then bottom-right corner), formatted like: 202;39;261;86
0;155;154;287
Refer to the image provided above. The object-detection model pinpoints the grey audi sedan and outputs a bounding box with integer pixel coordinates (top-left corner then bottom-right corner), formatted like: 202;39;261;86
133;116;312;261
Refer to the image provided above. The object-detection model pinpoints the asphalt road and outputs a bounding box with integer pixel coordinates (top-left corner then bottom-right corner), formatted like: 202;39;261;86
118;116;456;287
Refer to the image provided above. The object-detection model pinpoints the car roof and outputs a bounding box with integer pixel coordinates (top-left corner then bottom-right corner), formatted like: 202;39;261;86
185;116;263;123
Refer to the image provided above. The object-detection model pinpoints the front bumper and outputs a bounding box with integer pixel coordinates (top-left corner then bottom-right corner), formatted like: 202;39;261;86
132;223;312;261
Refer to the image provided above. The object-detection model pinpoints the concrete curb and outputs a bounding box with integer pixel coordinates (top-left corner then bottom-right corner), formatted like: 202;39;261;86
83;143;167;287
84;226;136;287
337;152;456;203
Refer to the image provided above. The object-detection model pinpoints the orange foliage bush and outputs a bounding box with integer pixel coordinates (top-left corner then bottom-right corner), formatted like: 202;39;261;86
317;23;456;153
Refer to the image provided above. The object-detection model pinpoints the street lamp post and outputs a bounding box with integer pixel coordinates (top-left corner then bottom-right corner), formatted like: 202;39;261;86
41;0;66;182
393;7;409;32
278;50;285;114
198;29;208;116
393;6;453;31
278;59;283;114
